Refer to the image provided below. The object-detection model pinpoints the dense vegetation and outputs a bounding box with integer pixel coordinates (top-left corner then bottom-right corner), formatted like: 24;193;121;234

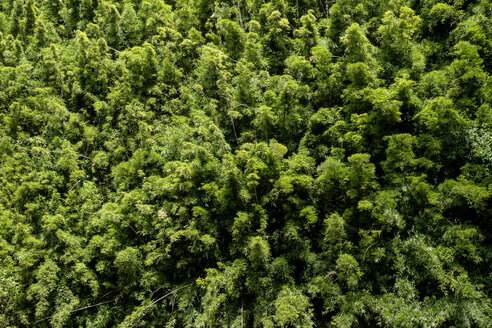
0;0;491;326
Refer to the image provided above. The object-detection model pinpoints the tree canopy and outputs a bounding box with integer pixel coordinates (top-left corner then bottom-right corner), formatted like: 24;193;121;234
0;0;491;327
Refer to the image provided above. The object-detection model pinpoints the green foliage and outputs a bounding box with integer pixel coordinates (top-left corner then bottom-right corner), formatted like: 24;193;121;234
271;286;314;327
0;0;491;327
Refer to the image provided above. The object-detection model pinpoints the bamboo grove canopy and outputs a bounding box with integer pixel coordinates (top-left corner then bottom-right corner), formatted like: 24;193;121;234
0;0;491;327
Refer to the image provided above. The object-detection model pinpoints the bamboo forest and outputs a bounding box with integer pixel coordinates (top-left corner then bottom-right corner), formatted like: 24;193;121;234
0;0;491;327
